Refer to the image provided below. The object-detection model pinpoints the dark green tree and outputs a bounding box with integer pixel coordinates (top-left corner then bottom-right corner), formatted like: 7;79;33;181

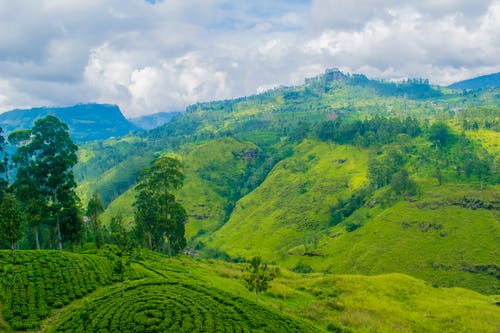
9;116;79;250
429;122;453;149
243;256;277;303
134;156;186;255
110;213;135;294
391;169;417;197
86;191;105;248
0;193;23;257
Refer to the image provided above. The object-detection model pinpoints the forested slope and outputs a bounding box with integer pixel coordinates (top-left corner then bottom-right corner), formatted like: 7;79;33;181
72;70;500;294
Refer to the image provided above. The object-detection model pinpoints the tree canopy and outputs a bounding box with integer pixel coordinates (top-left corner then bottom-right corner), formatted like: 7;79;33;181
9;115;80;250
134;155;187;255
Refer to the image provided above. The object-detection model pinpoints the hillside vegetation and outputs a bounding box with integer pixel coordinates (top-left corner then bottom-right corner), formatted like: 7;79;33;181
0;250;499;333
69;70;500;296
3;70;498;331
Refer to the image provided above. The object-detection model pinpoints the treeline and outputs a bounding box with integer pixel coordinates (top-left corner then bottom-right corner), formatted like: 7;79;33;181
0;118;187;257
315;116;421;146
305;69;442;99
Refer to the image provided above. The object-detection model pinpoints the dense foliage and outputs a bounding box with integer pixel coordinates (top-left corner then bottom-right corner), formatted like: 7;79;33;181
8;116;80;250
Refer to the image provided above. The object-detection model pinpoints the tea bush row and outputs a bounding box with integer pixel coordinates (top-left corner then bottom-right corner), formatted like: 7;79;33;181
0;251;116;330
49;279;315;332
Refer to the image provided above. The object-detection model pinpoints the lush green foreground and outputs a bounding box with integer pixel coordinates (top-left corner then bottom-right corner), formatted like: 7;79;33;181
1;250;499;332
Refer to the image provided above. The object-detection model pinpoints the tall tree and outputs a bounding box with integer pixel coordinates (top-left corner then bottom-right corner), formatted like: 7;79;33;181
429;122;453;150
9;116;79;250
134;155;187;255
110;213;135;294
0;127;7;194
86;191;105;248
0;193;23;257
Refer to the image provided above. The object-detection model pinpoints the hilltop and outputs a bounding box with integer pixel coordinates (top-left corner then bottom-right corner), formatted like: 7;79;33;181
0;104;137;143
448;72;500;90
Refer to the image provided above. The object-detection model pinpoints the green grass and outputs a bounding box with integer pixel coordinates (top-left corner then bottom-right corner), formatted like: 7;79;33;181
303;199;500;294
268;272;500;333
209;140;369;260
179;137;260;241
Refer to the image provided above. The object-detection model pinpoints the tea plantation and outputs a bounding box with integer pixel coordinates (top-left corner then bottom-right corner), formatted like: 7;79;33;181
0;251;319;332
46;280;315;332
0;251;118;331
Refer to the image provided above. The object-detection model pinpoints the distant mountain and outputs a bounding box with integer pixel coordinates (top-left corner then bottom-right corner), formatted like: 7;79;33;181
0;103;137;142
129;111;181;130
448;72;500;90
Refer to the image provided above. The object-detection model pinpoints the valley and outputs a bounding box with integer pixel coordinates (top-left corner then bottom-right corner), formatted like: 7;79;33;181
0;70;499;332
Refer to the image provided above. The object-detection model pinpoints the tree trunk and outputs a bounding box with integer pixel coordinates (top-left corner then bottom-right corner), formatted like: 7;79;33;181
11;241;15;257
148;232;152;251
57;220;63;250
54;189;63;250
35;225;40;250
255;291;258;303
167;237;172;257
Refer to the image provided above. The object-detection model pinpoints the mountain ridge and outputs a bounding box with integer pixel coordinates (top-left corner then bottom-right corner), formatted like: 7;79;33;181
0;103;137;143
448;72;500;90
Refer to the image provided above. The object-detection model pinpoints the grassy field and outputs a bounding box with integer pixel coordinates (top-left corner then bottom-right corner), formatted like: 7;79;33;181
209;140;369;260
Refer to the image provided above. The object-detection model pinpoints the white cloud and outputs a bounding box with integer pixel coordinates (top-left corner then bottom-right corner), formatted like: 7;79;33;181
0;0;499;116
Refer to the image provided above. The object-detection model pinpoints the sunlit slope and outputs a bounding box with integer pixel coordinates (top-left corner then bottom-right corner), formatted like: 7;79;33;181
204;138;499;293
99;137;261;238
209;140;369;260
179;137;261;241
282;184;500;294
272;272;500;333
2;251;499;333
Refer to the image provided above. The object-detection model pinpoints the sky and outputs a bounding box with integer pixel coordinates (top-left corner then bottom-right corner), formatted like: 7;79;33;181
1;0;500;117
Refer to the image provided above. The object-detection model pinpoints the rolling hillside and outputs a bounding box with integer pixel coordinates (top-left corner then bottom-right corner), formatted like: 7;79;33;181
1;250;499;333
67;70;500;297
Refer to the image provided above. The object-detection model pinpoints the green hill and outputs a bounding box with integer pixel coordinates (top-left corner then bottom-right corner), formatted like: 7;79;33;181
0;104;137;143
203;138;499;293
209;140;369;260
67;70;500;296
448;72;500;90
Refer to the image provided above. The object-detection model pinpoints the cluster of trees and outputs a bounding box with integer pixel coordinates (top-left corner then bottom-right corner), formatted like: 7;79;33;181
134;156;187;256
316;116;421;147
0;117;187;257
0;116;79;254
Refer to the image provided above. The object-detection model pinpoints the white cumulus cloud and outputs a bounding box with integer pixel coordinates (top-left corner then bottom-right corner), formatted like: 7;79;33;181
0;0;499;116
